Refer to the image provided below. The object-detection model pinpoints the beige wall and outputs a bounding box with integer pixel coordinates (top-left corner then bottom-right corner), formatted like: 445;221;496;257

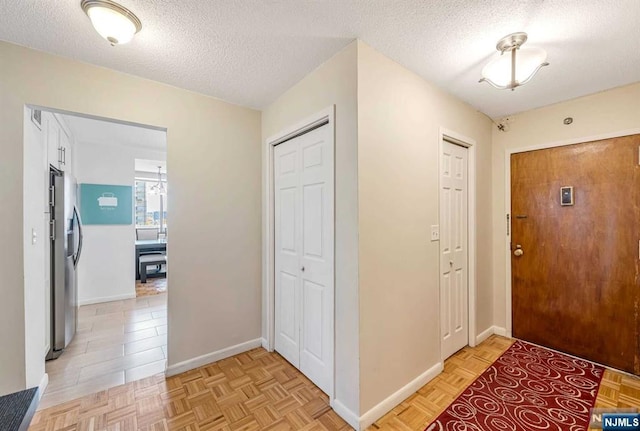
261;41;360;417
0;41;262;395
8;31;634;424
491;82;640;331
357;41;493;413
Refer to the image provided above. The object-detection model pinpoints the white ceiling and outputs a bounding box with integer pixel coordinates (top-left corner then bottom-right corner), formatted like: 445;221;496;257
2;1;639;118
62;113;167;151
135;159;166;174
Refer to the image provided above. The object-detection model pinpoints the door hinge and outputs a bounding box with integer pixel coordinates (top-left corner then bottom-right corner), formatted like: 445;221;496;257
49;220;55;240
506;214;510;236
49;186;55;208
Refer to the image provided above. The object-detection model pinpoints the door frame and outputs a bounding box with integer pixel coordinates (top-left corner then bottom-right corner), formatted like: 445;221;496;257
504;128;640;337
438;128;477;357
263;106;336;399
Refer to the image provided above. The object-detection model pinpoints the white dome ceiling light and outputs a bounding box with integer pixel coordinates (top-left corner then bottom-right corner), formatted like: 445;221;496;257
480;32;549;91
81;0;142;46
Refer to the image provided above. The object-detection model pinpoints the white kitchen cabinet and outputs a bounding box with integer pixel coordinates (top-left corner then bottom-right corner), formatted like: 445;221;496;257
44;112;73;172
45;113;59;169
58;125;72;172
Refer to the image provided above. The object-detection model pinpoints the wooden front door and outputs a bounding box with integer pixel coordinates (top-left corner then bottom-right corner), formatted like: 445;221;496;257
511;134;640;374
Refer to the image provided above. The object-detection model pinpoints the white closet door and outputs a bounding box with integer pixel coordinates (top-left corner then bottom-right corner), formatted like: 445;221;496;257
440;140;469;360
274;138;302;367
297;125;333;395
274;124;333;395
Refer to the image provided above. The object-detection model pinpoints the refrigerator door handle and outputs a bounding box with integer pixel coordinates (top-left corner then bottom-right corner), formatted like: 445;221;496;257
73;206;83;267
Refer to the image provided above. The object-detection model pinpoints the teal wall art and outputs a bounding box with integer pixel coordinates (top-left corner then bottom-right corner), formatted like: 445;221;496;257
80;183;133;225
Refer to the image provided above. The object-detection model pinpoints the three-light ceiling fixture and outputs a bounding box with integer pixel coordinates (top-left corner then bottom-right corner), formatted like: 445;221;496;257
479;32;549;90
81;0;141;45
150;166;166;195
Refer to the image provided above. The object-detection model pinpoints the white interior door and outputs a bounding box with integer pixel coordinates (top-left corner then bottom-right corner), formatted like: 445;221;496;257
440;140;469;360
274;137;301;367
274;124;333;395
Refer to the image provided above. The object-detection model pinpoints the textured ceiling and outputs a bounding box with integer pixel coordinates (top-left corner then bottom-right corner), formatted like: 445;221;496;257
2;1;640;117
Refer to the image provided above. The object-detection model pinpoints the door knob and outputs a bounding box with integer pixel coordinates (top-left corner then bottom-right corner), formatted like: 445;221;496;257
513;245;523;257
301;266;305;272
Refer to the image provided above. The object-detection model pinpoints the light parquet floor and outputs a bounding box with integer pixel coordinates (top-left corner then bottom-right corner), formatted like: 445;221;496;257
31;348;350;431
31;334;640;431
135;277;168;298
367;335;640;431
367;335;515;431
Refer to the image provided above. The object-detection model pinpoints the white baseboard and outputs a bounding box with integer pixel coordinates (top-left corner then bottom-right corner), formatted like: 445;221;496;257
38;373;49;400
331;399;360;430
359;361;443;430
261;337;270;351
79;292;136;306
166;338;262;377
475;325;508;344
493;326;507;337
475;326;495;344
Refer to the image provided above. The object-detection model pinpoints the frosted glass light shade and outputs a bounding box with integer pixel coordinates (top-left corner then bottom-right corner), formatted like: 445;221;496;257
81;0;142;45
481;47;548;89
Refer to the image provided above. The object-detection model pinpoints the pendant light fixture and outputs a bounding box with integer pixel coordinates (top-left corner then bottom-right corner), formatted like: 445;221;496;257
479;32;549;91
81;0;142;46
150;166;166;195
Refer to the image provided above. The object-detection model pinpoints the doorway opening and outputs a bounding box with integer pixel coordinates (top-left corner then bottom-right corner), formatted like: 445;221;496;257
23;105;168;409
134;159;168;297
438;130;477;361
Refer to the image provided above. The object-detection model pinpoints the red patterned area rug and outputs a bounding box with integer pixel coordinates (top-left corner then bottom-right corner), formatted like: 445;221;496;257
426;340;604;431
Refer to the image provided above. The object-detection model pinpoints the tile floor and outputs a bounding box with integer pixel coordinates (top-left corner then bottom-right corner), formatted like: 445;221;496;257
40;293;168;410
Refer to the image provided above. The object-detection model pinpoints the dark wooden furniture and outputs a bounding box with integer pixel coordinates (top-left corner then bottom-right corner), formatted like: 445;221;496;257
135;239;167;280
139;255;167;283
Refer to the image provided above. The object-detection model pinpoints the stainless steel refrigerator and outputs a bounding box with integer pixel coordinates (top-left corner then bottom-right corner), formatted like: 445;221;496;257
47;168;83;360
